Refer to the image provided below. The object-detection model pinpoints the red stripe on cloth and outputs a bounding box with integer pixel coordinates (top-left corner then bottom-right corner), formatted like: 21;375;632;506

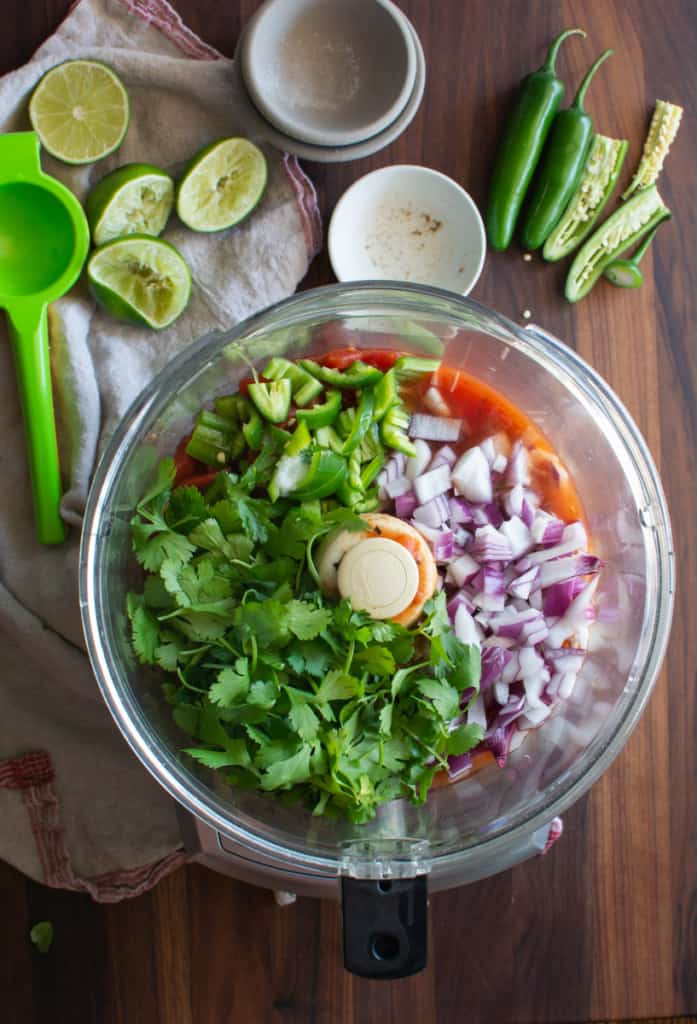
283;154;324;260
119;0;222;59
1;750;188;901
0;751;54;789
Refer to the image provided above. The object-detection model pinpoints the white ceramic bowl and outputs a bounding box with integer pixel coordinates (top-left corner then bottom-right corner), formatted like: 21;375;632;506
232;14;426;163
240;0;416;147
328;166;487;294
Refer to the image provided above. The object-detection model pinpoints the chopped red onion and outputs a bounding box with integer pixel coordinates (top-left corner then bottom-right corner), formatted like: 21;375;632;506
449;496;476;525
472;565;506;612
429;445;458;471
486;723;516;767
432;530;455;563
505;441;530;486
480;645;514;690
447;590;475;621
500;515;533;558
541;517;565;545
413;493;450;529
492;453;508;474
538;553;601;588
409;413;462;442
559;671;580;699
449;553;480;587
447;752;472;778
394;491;418;519
423;386;452;417
493;681;510;706
544;647;586;675
405;439;432;480
469;524;514;563
385;476;412;499
467;693;488;730
484;502;504;528
480;437;497;466
519;704;551;728
454;603;481;647
413;463;452;504
546;577;599;646
451;447;493;503
507;565;540;600
543;578;586;617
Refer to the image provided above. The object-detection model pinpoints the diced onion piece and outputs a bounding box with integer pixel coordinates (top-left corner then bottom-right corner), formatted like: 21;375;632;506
494;681;510;705
429;445;458;470
467;693;487;729
470;524;514;563
423;387;452;417
409;414;462;441
405;439;432;480
500;515;533;558
413;463;452;504
539;554;601;588
451;447;493;503
385;476;413;499
449;553;480;587
394;491;418;519
454;603;481;648
413;493;450;529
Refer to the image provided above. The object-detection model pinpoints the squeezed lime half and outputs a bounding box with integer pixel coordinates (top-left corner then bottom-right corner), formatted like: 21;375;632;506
176;137;268;232
87;163;175;245
88;235;191;330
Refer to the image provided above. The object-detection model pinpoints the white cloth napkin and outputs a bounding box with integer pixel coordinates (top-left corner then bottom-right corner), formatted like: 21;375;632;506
0;0;321;898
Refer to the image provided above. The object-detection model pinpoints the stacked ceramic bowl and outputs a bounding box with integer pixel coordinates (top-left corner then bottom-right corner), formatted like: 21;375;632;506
234;0;426;162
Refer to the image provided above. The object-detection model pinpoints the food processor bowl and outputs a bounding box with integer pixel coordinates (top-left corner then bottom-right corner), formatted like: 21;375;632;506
80;283;673;977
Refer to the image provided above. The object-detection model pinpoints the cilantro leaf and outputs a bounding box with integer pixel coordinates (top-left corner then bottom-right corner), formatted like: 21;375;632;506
166;485;208;532
184;743;251;770
286;600;333;640
29;921;53;955
446;723;484;756
415;678;461;720
132;525;195;573
137;457;176;509
289;702;320;741
353;646;395;677
315;670;362;702
209;660;250;707
247;679;278;708
234;600;291;647
260;746;312;790
126;593;160;664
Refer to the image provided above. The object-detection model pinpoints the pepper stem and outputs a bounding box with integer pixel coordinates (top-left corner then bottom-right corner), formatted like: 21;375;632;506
541;28;586;73
632;222;662;265
572;49;613;112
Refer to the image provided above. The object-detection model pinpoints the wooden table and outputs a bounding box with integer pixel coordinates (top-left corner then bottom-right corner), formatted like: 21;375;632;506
1;2;695;1021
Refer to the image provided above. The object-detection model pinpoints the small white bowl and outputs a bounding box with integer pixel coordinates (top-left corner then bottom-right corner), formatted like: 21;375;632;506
232;14;426;163
328;166;487;295
241;0;416;148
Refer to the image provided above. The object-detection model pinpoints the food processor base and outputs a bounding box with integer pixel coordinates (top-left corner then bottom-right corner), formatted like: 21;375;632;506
177;804;563;901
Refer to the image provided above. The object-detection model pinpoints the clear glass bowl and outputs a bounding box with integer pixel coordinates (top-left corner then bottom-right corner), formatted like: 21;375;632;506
79;283;674;890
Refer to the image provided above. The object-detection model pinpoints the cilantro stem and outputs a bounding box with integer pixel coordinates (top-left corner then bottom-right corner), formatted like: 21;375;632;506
344;639;355;674
306;535;321;585
176;668;208;695
249;634;258;672
401;725;449;771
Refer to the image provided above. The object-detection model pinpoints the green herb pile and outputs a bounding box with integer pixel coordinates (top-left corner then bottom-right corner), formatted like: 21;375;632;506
127;447;482;823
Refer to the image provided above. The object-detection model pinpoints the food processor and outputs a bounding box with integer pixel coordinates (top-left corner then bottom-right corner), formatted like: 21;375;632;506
79;283;673;978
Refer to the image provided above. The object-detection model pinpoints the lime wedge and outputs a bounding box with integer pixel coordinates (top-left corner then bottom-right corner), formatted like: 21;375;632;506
176;138;268;232
29;59;130;165
88;236;191;330
86;163;174;245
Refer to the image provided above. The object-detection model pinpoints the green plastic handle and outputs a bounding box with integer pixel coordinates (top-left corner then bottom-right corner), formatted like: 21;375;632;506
7;303;67;544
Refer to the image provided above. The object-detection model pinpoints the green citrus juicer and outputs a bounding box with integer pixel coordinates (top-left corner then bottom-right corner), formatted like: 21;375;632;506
0;131;90;544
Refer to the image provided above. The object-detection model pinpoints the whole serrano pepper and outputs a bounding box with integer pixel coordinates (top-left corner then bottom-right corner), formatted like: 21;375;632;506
486;28;585;252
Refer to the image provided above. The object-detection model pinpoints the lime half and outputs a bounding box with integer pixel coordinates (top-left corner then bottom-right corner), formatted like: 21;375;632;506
29;59;130;165
176;138;268;232
87;163;174;245
88;236;191;330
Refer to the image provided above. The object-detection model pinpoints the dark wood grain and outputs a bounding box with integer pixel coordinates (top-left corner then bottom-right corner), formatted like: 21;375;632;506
1;1;696;1021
